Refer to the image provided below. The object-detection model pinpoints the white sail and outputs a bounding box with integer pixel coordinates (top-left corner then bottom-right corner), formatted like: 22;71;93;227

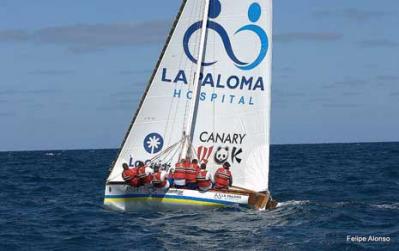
107;0;273;193
107;0;206;182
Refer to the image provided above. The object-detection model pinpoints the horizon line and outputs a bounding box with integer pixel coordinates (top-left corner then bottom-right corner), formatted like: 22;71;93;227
1;140;398;153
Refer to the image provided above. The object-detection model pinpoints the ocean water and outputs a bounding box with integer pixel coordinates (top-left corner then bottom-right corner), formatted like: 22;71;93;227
0;142;398;250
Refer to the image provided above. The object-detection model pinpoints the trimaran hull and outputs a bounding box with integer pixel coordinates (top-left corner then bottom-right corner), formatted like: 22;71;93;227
104;184;262;211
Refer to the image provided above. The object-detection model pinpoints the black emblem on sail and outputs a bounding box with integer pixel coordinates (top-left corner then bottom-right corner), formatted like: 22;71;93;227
231;147;242;163
214;146;229;164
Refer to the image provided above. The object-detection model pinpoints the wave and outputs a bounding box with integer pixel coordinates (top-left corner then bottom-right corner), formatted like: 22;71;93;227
276;200;311;208
277;200;399;211
44;152;62;156
371;203;399;210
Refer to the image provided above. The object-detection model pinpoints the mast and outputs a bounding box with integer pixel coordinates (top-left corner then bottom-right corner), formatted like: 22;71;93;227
182;0;210;159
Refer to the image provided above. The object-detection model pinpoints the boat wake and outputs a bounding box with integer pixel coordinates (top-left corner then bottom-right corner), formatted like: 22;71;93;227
275;200;399;211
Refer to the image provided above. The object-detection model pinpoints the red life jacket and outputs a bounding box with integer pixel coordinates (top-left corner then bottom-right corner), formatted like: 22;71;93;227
214;167;231;189
183;160;190;168
173;162;186;180
137;166;146;179
185;163;199;183
122;168;140;187
137;166;149;184
152;171;167;188
196;170;211;188
146;173;154;184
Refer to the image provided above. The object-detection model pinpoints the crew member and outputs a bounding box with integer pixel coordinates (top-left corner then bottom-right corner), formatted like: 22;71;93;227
214;162;233;190
167;165;175;187
137;161;153;186
121;163;140;187
196;163;213;192
151;165;170;190
185;159;199;190
173;159;186;188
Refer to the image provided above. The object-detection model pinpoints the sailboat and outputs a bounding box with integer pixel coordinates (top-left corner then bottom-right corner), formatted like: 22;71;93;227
104;0;277;211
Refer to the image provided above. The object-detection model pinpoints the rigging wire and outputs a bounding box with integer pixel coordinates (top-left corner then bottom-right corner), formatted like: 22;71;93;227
149;137;184;163
166;139;184;164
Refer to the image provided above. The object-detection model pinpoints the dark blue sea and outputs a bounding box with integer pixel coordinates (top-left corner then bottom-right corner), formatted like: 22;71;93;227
0;142;398;250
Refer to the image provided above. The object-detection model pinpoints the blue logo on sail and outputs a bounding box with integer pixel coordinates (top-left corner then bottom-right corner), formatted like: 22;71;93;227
183;0;268;71
143;133;164;154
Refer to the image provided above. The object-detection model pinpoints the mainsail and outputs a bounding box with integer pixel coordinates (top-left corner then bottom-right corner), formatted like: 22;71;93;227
107;0;273;192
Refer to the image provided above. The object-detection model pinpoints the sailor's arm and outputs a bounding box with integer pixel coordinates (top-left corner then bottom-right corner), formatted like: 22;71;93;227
122;171;132;181
145;167;154;175
160;171;168;181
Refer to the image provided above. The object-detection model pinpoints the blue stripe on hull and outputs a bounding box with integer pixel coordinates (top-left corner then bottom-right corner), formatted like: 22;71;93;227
105;193;243;206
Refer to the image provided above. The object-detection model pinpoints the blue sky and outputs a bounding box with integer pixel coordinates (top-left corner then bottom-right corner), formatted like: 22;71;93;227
0;0;398;151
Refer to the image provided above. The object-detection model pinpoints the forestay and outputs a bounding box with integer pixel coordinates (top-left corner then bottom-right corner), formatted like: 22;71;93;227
107;0;273;193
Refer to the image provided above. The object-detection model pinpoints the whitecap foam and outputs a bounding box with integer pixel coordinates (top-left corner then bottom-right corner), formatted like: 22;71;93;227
276;200;310;208
372;203;399;210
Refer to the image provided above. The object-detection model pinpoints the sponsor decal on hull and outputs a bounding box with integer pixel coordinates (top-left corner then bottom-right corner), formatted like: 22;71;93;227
214;193;243;201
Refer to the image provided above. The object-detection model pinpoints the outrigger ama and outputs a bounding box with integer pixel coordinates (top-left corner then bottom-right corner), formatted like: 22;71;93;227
104;0;277;211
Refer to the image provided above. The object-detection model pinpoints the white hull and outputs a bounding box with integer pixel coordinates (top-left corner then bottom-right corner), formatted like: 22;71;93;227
104;184;249;211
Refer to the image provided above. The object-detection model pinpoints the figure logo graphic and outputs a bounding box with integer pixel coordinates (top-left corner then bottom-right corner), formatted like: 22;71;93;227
143;133;164;154
197;146;214;163
214;146;229;164
183;0;268;70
